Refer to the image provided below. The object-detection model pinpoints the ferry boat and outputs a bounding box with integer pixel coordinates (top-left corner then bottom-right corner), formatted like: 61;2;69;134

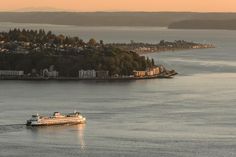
26;111;86;126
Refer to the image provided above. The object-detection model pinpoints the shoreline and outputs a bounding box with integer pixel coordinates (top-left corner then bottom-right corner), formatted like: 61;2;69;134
136;46;215;55
108;41;215;54
138;47;214;55
0;71;178;81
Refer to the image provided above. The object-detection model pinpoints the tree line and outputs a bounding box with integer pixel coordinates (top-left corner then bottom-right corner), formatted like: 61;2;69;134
0;29;155;76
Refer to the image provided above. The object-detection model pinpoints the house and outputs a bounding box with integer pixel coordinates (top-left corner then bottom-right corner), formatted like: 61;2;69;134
146;70;154;76
134;66;163;77
147;66;161;76
0;70;24;76
42;69;59;78
153;67;161;75
96;70;109;79
42;65;59;78
78;70;96;79
133;71;146;77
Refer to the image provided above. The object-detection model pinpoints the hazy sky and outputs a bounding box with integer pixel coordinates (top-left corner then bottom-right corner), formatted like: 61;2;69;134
1;0;236;12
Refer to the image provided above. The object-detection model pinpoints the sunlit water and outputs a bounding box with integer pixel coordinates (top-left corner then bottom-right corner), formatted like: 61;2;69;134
0;23;236;157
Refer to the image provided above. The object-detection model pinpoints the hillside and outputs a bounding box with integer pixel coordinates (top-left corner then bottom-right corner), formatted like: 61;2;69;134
0;29;155;77
1;12;236;27
168;19;236;30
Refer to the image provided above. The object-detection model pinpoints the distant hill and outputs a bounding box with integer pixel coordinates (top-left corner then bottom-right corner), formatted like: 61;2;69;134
0;12;192;26
1;12;236;27
168;19;236;30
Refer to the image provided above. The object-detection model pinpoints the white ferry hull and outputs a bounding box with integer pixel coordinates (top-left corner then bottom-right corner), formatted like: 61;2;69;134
26;112;86;126
27;118;86;126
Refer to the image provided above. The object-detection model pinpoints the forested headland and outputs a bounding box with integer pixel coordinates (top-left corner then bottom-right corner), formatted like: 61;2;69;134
0;29;155;77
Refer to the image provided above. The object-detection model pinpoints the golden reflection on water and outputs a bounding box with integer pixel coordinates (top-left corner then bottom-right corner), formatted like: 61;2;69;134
27;124;86;151
75;124;86;151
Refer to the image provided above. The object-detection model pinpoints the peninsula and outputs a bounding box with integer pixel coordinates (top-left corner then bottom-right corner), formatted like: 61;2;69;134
0;29;179;80
108;40;214;54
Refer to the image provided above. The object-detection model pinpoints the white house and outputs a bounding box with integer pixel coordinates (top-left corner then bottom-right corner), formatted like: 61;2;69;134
78;70;96;79
42;65;59;78
42;69;59;78
0;70;24;76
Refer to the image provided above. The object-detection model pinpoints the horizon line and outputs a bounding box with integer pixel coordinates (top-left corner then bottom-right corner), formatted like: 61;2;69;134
1;11;236;13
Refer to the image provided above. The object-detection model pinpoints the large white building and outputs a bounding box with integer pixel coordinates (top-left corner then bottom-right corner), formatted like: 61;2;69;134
42;65;59;78
42;69;59;78
78;70;96;79
0;70;24;76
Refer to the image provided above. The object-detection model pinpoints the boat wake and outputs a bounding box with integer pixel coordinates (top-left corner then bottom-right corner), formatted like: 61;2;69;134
0;124;26;134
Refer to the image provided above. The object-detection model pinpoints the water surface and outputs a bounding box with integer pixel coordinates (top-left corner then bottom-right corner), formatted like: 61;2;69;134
0;23;236;157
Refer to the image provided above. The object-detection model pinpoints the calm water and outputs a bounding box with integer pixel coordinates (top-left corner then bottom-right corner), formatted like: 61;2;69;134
0;23;236;157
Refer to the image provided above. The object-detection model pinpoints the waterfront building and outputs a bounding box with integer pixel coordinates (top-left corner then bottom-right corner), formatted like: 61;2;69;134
96;70;109;79
42;65;59;78
134;66;163;77
42;69;59;78
147;66;161;75
78;70;96;79
0;70;24;76
133;71;146;77
146;70;154;76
